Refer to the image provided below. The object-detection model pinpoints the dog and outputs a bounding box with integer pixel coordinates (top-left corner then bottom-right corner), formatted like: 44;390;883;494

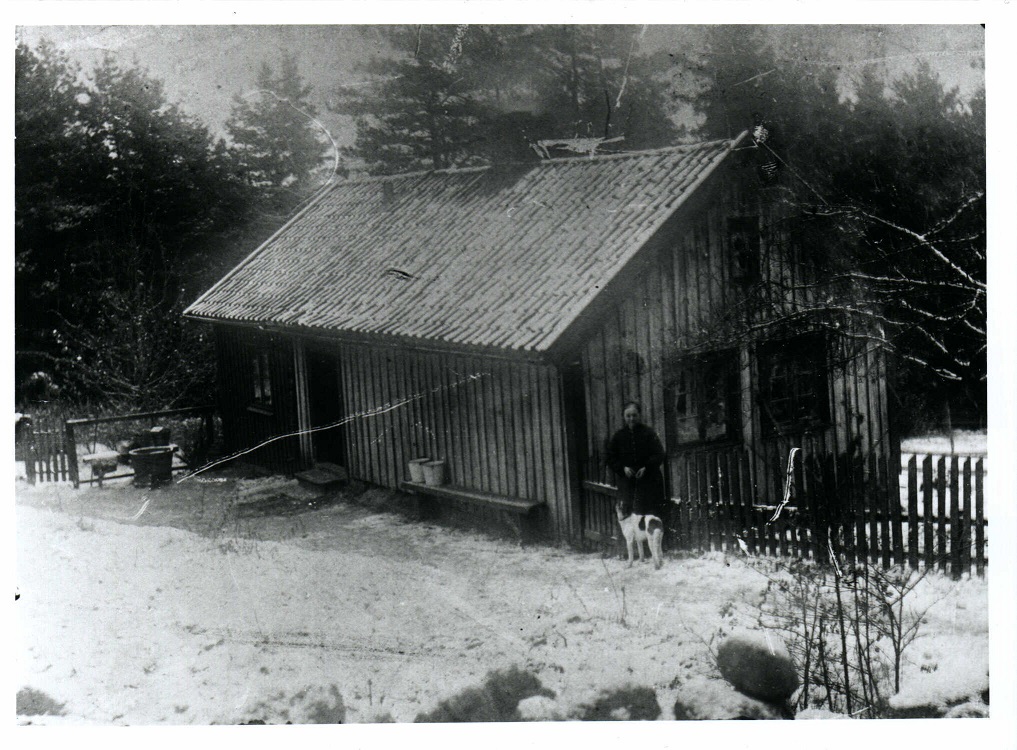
615;499;664;570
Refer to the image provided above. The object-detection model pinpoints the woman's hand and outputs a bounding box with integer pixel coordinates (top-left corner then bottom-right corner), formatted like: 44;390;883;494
635;467;646;479
624;467;635;478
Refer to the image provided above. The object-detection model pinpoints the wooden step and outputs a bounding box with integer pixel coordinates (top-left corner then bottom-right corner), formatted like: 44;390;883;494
295;463;349;493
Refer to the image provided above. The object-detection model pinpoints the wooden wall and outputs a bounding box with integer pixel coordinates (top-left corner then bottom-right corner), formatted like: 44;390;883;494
214;329;579;543
333;343;578;543
580;163;896;531
214;326;302;473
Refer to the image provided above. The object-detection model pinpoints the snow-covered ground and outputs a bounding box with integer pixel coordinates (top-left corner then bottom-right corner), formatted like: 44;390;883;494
14;472;988;724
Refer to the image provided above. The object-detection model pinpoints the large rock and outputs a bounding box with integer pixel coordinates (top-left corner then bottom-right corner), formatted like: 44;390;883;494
577;685;661;721
241;684;345;724
517;695;563;721
415;666;553;722
716;631;799;703
944;701;989;719
673;677;790;720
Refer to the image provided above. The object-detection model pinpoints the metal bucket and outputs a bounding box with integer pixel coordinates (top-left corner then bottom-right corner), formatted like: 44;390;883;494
408;458;431;483
129;446;173;488
422;460;446;487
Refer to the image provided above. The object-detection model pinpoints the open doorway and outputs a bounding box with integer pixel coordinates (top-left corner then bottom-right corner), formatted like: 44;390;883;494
306;350;346;467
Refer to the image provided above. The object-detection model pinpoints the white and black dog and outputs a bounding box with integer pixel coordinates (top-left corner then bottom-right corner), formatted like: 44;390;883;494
615;499;664;570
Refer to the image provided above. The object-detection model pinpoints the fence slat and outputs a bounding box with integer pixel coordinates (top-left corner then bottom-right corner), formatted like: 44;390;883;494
937;456;947;573
950;456;962;577
855;454;868;565
889;453;904;566
715;451;730;553
923;456;934;570
740;451;758;555
961;458;972;576
676;455;688;550
907;456;919;569
975;459;985;576
65;421;80;489
696;451;709;552
874;453;890;568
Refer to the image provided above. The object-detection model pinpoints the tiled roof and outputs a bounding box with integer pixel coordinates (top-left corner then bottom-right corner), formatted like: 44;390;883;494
185;136;742;353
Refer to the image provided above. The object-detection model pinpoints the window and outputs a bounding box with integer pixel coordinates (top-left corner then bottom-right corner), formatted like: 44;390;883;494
251;352;273;408
667;350;741;445
728;216;761;286
757;333;829;433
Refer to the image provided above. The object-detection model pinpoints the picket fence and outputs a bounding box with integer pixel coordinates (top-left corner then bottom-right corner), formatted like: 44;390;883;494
15;414;72;484
583;447;987;577
16;406;217;487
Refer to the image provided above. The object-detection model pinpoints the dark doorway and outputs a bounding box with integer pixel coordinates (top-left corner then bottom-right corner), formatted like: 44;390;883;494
306;350;345;466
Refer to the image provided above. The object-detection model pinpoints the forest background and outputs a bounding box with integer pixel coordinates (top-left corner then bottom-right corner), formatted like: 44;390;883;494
13;24;986;436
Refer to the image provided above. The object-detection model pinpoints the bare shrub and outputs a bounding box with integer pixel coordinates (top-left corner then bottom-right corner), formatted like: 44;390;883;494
756;557;937;718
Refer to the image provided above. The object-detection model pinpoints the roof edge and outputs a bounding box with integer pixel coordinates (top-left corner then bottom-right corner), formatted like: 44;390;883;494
188;317;551;364
182;181;342;317
537;129;750;352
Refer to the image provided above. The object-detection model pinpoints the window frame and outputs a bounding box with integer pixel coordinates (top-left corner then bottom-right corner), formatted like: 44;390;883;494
756;332;831;435
666;348;742;449
248;350;274;413
728;215;762;287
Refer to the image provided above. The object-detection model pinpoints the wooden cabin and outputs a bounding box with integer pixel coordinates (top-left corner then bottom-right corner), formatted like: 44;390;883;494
184;133;899;551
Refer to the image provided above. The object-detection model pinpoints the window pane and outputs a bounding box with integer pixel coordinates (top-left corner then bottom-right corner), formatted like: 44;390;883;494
759;334;827;431
260;353;272;403
669;350;740;445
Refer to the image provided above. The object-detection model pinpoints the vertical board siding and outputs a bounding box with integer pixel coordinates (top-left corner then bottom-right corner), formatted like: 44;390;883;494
578;167;901;559
311;342;576;543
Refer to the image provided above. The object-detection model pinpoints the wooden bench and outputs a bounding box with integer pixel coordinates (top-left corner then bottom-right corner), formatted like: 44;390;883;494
400;481;544;541
82;451;121;488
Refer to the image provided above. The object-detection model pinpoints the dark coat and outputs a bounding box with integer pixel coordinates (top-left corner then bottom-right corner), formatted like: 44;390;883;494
607;423;666;516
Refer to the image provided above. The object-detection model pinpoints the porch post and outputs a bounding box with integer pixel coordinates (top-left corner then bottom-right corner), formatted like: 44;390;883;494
293;340;314;467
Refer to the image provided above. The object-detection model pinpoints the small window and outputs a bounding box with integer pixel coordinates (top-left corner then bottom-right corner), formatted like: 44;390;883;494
251;352;273;408
757;333;829;433
729;216;761;286
667;350;741;445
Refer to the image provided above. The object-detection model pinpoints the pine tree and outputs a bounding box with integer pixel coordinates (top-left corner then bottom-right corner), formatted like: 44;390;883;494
226;54;329;196
680;28;985;428
331;25;678;175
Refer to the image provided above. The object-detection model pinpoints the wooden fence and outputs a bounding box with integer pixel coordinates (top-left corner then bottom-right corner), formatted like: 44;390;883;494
16;406;218;487
582;447;987;577
16;414;72;484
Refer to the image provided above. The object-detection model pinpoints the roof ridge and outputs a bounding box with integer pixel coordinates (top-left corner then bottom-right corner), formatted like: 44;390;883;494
535;136;735;165
338;136;739;185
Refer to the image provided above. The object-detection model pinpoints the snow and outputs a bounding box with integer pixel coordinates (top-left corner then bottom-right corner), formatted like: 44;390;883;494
14;473;989;725
901;429;987;456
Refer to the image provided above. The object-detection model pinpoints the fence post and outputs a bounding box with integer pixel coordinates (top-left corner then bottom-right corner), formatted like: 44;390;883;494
890;453;904;566
922;455;934;570
936;456;947;572
907;456;919;570
975;459;985;577
960;459;972;576
64;420;80;489
949;456;961;577
874;452;890;568
25;432;37;485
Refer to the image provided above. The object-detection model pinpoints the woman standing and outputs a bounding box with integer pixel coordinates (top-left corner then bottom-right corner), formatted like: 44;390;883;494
606;401;666;516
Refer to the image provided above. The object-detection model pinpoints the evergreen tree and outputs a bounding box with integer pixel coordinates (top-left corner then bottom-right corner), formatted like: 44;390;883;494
226;54;329;198
15;40;90;370
332;25;678;175
15;41;248;408
679;28;985;429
